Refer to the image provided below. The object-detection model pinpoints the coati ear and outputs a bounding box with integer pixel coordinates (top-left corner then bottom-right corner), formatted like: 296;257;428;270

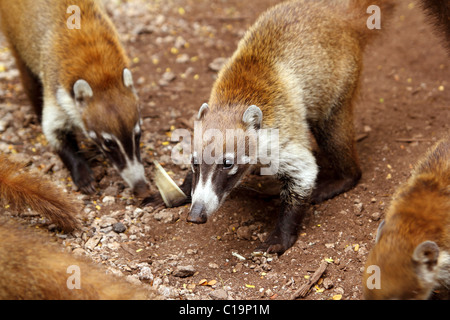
123;68;134;88
197;103;209;120
413;241;441;288
413;241;440;272
73;79;93;103
375;220;385;243
243;105;262;130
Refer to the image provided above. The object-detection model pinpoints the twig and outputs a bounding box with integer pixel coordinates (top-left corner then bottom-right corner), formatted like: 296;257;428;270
291;260;328;299
394;138;433;143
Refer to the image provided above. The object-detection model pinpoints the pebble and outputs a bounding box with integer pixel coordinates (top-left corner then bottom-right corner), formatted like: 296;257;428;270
172;265;196;278
236;226;252;240
371;212;382;221
209;289;228;300
84;235;102;250
112;222;127;233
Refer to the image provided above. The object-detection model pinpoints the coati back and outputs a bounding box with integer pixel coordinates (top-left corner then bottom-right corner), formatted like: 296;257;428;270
144;0;396;254
0;219;160;300
0;0;148;196
363;138;450;299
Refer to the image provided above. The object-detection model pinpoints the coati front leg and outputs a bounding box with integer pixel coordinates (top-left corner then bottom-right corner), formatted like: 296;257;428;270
56;130;96;194
9;47;43;120
310;98;362;204
257;144;318;254
42;100;95;194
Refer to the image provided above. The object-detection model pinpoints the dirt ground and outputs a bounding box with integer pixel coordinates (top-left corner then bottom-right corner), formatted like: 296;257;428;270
0;0;448;300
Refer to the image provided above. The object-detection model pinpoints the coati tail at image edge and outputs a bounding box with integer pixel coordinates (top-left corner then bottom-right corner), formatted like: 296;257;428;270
0;220;160;299
144;0;397;254
0;0;149;197
363;137;450;300
0;154;80;232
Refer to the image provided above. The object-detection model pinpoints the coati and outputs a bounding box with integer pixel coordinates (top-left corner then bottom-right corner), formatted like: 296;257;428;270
0;153;80;232
0;0;148;197
0;219;160;299
420;0;450;52
144;0;396;254
363;138;450;300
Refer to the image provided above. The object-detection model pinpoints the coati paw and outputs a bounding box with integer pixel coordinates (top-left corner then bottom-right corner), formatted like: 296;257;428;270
311;175;360;204
72;163;96;195
255;230;298;255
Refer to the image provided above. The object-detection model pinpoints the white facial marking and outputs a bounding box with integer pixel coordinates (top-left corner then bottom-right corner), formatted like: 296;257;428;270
88;131;97;140
100;132;147;189
191;171;219;216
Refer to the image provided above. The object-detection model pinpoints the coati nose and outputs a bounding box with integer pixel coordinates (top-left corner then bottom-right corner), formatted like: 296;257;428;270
188;203;207;224
132;180;149;198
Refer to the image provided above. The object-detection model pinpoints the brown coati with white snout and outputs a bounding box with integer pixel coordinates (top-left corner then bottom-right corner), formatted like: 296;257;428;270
144;0;396;254
0;0;148;197
363;137;450;300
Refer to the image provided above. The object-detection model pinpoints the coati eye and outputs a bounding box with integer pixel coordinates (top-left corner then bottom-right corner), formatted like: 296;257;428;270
223;158;234;170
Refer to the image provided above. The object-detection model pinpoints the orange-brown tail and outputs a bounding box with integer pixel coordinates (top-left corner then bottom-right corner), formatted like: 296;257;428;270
0;154;80;232
0;220;159;299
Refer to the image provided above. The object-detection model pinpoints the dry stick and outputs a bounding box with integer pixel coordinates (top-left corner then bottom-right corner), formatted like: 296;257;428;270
291;260;328;300
394;138;433;142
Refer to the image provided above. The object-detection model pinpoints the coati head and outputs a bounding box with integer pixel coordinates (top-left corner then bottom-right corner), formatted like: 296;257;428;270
363;220;445;300
72;68;148;197
188;103;263;223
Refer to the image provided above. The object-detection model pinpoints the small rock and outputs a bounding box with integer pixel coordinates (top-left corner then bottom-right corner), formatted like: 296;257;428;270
159;71;176;86
323;278;334;289
112;222;127;233
138;266;154;281
371;212;382;221
209;288;228;300
208;57;228;72
173;265;196;278
353;202;364;216
84;235;102;250
236;226;252;240
102;195;115;205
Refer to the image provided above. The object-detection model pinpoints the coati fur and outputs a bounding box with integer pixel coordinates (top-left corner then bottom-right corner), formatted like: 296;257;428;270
0;0;148;196
0;153;80;232
363;137;450;300
0;219;160;300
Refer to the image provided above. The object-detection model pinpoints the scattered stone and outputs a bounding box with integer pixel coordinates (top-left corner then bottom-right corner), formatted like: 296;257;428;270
208;57;228;72
102;196;116;205
138;266;154;281
84;235;102;250
112;222;127;233
371;212;382;221
353;202;364;216
236;226;252;240
173;265;196;278
209;288;228;300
